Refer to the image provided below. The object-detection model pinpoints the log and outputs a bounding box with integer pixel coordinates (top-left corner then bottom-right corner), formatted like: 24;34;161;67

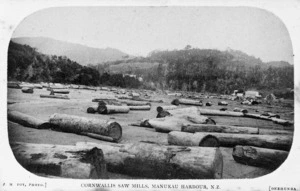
218;101;228;106
149;115;213;133
97;100;122;106
182;132;292;151
8;111;50;129
233;108;248;113
49;113;122;142
115;95;133;99
199;109;244;117
128;105;151;110
75;142;223;179
129;119;152;128
21;87;34;93
133;97;163;103
87;107;98;114
11;142;108;179
156;105;178;113
182;124;259;134
171;98;203;106
258;129;293;135
168;131;220;147
98;105;130;114
168;107;201;116
51;89;70;94
244;113;293;126
40;94;70;100
120;99;151;106
232;145;289;169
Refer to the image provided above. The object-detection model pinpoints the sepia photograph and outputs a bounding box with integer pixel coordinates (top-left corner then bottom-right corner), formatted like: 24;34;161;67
1;1;299;191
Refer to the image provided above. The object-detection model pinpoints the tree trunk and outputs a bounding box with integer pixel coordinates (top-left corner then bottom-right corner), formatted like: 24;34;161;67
11;142;108;179
171;98;203;106
232;145;289;169
128;105;151;110
8;111;50;129
148;115;212;133
176;132;292;151
98;105;130;114
182;124;259;134
74;142;223;179
168;131;220;147
49;113;122;142
51;89;70;94
156;105;178;113
199;109;244;117
40;94;70;100
120;99;151;106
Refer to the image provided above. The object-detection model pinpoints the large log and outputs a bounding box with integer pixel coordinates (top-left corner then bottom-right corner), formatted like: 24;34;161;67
75;142;223;179
96;100;122;106
174;132;292;151
171;98;203;106
167;107;201;116
11;142;108;179
244;113;293;126
182;124;259;134
129;119;152;128
199;109;244;117
51;89;70;94
258;129;293;135
40;94;70;100
232;145;289;169
21;87;34;93
87;107;98;114
128;105;151;110
98;105;130;114
168;131;220;147
120;99;151;106
8;111;50;129
156;105;178;113
149;115;213;133
49;113;122;142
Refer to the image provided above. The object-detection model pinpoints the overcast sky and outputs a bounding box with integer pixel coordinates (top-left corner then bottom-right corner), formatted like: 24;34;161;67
12;7;293;64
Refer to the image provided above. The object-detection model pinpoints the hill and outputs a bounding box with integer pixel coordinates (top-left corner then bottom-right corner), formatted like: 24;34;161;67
11;37;129;66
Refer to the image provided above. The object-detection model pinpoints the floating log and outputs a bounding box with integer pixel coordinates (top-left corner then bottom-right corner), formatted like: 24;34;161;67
50;89;70;94
87;107;98;114
8;111;50;129
149;115;213;133
272;118;294;126
258;129;293;135
182;124;259;134
11;142;108;179
244;113;293;126
183;132;292;151
168;131;220;147
199;109;244;117
128;105;151;110
120;99;151;106
233;108;248;113
75;142;223;179
156;105;178;113
98;105;130;114
49;113;122;142
232;145;289;169
218;101;228;106
96;100;122;106
21;87;34;93
8;82;21;89
168;107;201;116
171;98;203;106
40;94;70;100
115;95;133;99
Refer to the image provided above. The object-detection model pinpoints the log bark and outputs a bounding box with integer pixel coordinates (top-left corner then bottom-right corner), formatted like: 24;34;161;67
49;113;122;142
171;98;203;106
156;105;178;113
128;105;151;110
182;124;259;134
98;105;130;114
168;131;220;147
11;142;108;179
40;94;70;100
149;115;213;133
21;87;34;93
74;142;223;179
232;145;289;169
8;111;50;129
181;132;292;151
199;109;244;117
51;89;70;94
120;99;151;106
258;129;293;135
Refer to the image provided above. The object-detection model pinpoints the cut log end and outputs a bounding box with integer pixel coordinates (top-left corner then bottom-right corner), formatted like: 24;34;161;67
199;135;220;147
87;107;97;114
107;122;122;142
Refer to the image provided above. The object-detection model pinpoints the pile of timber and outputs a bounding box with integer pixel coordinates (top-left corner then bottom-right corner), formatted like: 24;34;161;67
75;142;223;179
171;98;203;106
40;94;70;100
232;145;289;169
8;111;50;129
168;132;292;151
49;113;122;142
21;87;34;94
11;142;108;179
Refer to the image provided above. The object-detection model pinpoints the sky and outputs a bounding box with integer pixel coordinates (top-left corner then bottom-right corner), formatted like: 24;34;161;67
12;7;294;64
